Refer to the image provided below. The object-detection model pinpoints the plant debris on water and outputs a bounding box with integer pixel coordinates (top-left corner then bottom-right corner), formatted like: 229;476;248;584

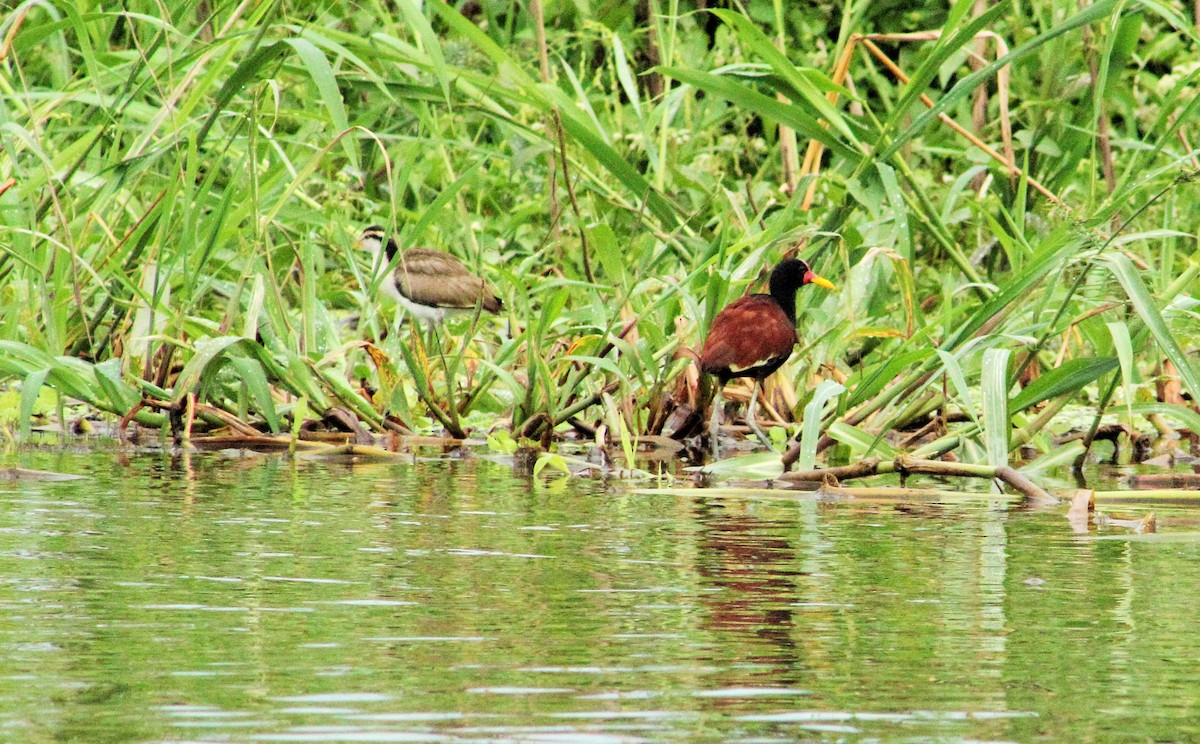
0;0;1197;493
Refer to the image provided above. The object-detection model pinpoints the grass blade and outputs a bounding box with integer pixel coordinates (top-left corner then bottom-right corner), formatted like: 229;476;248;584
395;0;451;102
935;349;979;427
660;67;862;163
879;0;1121;160
1129;402;1200;435
1010;357;1120;414
708;9;857;144
230;356;281;434
284;38;357;169
796;380;845;471
1106;321;1136;428
826;421;898;458
1102;253;1200;401
19;369;49;439
981;348;1011;467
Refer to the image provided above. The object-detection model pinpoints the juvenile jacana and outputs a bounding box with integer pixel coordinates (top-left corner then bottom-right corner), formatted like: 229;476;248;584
699;258;835;456
354;225;503;325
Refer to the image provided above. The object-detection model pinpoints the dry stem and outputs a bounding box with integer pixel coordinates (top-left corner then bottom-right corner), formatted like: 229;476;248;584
780;455;1056;503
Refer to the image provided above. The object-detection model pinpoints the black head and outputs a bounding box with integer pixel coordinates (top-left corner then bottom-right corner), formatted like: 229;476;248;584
769;258;833;290
767;258;835;322
356;225;398;260
768;258;809;292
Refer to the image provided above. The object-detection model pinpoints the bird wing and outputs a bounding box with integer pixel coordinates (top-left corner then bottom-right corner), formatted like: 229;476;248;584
393;249;502;312
699;295;797;375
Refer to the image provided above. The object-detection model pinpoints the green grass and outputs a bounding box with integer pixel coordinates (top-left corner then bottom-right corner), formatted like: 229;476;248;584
0;0;1197;470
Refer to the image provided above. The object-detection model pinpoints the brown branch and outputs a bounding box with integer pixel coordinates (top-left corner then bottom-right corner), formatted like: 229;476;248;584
0;4;35;60
324;406;375;445
970;0;989;136
858;38;1061;205
862;31;1015;176
1082;20;1116;197
639;0;663;99
1127;473;1200;489
191;402;261;437
785;457;883;482
781;455;1056;503
798;36;858;211
554;109;593;283
1173;115;1200;170
800;28;1030;213
117;401;148;444
529;0;561;244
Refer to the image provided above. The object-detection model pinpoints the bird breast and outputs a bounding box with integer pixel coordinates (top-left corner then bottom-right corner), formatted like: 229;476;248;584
699;294;798;375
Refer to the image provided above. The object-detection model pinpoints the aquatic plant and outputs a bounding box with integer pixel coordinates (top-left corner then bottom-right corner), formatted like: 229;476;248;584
0;0;1196;470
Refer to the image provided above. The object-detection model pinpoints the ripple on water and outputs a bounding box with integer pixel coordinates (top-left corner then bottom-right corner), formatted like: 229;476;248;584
139;604;249;611
315;599;420;607
3;452;1198;744
273;694;394;704
467;687;576;695
692;688;809;698
345;713;468;722
574;691;662;700
734;709;1039;723
366;636;494;643
250;731;452;742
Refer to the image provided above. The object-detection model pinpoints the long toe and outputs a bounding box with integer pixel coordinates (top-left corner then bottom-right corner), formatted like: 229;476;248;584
749;419;773;449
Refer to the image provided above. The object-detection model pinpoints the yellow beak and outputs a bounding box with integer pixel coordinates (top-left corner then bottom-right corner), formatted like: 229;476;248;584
809;273;836;291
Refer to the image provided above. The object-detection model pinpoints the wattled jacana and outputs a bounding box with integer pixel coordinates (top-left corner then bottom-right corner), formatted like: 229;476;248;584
354;225;503;325
699;258;835;456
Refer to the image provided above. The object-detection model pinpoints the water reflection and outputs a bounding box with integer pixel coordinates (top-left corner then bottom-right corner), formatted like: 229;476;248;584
693;499;803;672
0;449;1197;741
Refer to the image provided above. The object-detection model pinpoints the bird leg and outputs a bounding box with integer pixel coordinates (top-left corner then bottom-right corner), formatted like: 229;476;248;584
429;324;463;431
709;388;724;461
746;379;773;449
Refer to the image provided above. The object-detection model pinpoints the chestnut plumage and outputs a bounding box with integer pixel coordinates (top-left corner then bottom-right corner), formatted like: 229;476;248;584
699;258;835;455
699;294;798;385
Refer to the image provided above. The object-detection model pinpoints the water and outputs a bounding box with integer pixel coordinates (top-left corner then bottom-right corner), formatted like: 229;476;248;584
1;446;1198;742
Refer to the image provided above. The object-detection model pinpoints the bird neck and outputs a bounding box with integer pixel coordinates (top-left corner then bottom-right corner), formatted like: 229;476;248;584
768;274;799;324
364;236;400;285
382;236;399;262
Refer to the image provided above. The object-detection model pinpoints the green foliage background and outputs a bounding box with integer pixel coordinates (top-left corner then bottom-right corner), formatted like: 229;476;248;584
0;0;1197;465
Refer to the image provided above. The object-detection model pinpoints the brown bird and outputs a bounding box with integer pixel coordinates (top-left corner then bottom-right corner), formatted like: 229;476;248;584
699;258;835;457
354;225;503;325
